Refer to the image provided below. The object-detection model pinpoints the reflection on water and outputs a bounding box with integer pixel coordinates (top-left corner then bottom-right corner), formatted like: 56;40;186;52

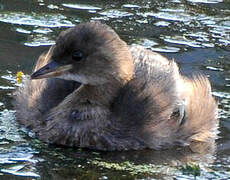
0;0;229;179
62;3;102;11
0;110;40;178
0;12;74;28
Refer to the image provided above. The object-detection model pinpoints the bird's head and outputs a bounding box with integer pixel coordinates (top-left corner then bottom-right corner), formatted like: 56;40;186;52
31;22;134;85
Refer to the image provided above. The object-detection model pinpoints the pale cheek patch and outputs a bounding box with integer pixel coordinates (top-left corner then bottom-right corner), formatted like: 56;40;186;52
58;73;108;85
58;73;89;84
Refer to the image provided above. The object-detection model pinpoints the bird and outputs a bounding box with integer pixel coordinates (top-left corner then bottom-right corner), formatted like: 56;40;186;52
14;22;218;151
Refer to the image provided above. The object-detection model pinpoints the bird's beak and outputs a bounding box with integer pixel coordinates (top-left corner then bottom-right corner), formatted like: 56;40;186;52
30;60;72;79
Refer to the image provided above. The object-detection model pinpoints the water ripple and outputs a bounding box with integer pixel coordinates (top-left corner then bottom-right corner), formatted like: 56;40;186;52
136;39;158;48
99;10;133;19
0;109;41;178
187;0;223;4
122;4;141;9
33;28;53;34
1;165;40;178
24;35;55;47
151;46;181;53
154;21;171;27
213;91;230;120
62;3;101;10
0;86;15;90
0;12;74;28
0;110;22;142
164;35;202;48
134;5;230;49
206;66;224;72
0;148;40;178
15;28;31;34
47;4;60;10
141;11;194;22
1;74;17;84
0;0;229;179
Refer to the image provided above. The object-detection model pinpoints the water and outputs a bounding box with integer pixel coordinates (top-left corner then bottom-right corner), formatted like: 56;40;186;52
0;0;229;179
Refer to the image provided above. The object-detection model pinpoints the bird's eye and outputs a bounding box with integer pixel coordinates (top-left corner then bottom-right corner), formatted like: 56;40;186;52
72;50;84;61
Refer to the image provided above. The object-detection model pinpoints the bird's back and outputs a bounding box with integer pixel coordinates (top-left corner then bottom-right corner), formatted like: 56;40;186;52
109;45;218;150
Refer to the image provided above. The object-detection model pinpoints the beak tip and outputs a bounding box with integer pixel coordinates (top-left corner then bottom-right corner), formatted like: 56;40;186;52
29;60;71;80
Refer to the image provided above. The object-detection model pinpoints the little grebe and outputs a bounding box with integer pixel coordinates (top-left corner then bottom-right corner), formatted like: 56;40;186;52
14;22;218;151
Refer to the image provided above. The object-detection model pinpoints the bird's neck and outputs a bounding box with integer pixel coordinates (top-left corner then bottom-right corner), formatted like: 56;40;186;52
80;79;126;107
77;55;134;107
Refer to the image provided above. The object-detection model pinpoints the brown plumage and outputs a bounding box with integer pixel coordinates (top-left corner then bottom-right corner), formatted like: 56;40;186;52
14;22;218;151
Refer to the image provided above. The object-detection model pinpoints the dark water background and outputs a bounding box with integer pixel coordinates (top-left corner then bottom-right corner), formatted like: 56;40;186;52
0;0;229;179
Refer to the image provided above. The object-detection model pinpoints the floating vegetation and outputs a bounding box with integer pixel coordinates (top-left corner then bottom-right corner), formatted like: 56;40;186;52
16;71;24;84
91;160;177;176
180;162;201;177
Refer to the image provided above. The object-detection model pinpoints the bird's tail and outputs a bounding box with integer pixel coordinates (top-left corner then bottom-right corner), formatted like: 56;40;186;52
178;75;218;151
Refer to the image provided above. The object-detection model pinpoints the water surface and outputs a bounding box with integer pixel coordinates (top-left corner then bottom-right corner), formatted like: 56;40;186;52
0;0;229;179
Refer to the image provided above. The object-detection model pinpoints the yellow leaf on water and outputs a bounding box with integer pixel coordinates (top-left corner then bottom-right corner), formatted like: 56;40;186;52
16;71;24;83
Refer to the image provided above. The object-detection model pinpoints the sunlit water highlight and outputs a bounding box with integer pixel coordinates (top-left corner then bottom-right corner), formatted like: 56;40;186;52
0;0;229;179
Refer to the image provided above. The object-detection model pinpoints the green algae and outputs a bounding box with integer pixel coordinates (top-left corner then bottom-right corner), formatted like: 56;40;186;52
180;162;201;177
91;160;177;176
